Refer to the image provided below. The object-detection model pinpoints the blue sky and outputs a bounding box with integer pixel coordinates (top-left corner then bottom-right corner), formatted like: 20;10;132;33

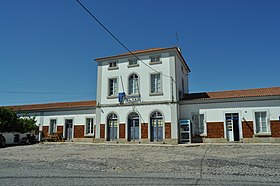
1;0;279;106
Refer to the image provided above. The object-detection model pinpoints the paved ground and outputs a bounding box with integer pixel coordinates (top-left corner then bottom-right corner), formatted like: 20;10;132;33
0;143;280;185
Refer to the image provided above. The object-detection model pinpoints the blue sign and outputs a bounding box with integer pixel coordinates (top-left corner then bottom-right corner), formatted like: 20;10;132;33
118;92;126;104
279;116;280;121
180;120;190;125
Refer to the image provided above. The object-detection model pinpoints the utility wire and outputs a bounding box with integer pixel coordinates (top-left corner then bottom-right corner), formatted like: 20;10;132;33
0;91;95;95
0;95;93;105
75;0;185;97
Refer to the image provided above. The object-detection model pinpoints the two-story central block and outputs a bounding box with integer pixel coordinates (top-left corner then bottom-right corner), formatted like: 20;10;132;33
94;47;190;144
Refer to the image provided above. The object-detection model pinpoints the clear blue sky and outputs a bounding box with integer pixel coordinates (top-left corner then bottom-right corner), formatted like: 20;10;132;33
1;0;279;106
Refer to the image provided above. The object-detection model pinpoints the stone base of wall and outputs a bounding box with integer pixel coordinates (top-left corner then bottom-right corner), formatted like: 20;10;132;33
116;139;127;143
72;138;94;143
192;136;204;143
163;139;178;145
203;138;227;143
93;138;106;143
243;137;280;143
91;138;178;144
140;139;150;143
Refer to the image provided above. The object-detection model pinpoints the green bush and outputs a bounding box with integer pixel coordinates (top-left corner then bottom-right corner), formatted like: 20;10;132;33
0;107;37;133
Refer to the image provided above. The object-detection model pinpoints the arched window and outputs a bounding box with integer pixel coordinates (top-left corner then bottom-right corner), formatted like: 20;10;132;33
151;111;163;119
128;74;139;94
108;113;118;120
107;113;118;141
150;111;163;141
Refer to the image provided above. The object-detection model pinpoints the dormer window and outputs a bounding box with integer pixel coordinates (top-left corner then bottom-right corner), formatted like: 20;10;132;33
150;56;162;65
129;59;138;65
128;59;139;68
108;61;118;70
150;56;160;62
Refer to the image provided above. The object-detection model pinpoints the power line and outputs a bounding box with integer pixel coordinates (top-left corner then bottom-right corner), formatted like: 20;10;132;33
76;0;167;76
0;91;95;95
75;0;185;98
0;95;94;105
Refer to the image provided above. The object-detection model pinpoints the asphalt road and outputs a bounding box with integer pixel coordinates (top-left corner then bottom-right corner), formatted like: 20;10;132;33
0;143;280;185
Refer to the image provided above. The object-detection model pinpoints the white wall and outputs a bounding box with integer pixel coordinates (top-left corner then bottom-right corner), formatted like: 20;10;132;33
98;52;176;105
18;109;96;136
99;103;174;139
180;98;280;122
1;132;31;144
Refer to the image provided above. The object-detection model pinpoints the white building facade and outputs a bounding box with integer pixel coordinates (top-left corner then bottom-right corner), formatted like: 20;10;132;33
11;101;96;143
94;47;190;144
7;47;280;144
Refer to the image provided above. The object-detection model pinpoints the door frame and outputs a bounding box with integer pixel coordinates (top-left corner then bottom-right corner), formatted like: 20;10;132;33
223;111;243;142
149;110;165;142
64;118;74;141
127;115;140;141
106;113;119;141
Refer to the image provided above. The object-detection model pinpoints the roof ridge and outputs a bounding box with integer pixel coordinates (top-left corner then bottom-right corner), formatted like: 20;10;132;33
7;100;96;111
206;86;280;94
184;86;280;100
8;100;96;108
95;46;179;61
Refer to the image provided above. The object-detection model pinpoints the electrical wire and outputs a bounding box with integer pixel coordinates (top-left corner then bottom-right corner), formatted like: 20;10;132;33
0;95;93;105
0;91;95;95
75;0;185;98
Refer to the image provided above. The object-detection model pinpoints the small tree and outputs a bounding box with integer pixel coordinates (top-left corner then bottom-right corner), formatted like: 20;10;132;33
0;107;37;133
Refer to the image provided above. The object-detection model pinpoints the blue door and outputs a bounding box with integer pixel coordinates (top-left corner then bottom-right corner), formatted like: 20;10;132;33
150;111;163;142
107;113;118;141
108;120;117;141
128;112;139;141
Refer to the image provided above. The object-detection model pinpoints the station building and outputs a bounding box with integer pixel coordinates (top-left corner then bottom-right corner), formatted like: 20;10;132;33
10;47;280;144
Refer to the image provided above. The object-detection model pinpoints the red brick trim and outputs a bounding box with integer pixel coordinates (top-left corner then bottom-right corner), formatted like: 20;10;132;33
42;126;49;137
100;124;105;138
57;126;63;134
141;123;148;139
271;120;280;137
119;123;125;139
74;125;85;138
165;123;171;139
206;122;224;138
242;121;254;138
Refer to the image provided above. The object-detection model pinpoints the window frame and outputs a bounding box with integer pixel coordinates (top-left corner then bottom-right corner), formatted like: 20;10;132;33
128;59;139;67
253;110;271;135
107;77;118;98
149;72;163;95
149;55;162;65
85;117;94;136
108;61;119;70
128;73;139;95
49;118;57;135
191;113;206;136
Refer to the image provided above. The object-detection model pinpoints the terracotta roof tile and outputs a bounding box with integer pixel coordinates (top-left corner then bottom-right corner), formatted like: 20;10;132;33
95;47;178;60
183;87;280;100
8;100;96;112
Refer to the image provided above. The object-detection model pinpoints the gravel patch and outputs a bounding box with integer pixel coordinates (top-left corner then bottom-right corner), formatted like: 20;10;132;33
0;143;280;185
